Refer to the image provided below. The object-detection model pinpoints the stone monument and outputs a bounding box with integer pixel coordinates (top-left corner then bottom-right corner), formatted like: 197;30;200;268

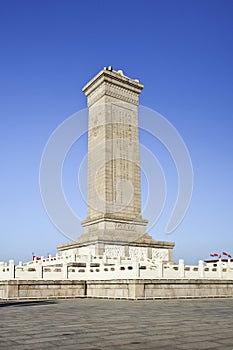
58;67;174;262
2;68;233;302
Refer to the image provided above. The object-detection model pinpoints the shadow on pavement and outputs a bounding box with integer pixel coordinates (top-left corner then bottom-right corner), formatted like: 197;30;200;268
0;300;57;308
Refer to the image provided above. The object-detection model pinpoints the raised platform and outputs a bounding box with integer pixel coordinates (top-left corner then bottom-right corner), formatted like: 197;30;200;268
1;279;233;300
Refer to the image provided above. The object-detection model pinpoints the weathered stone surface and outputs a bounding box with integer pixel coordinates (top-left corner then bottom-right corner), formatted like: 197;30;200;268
1;279;233;300
0;280;85;300
1;298;233;349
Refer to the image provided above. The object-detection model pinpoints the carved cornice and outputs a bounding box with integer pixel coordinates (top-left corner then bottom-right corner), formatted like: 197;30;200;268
87;82;139;107
83;69;143;93
83;69;143;107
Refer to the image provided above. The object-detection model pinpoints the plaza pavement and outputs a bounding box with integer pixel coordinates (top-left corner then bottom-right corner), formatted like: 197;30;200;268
1;298;233;349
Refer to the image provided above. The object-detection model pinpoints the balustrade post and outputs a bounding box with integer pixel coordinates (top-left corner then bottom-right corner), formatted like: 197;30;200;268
198;260;204;278
9;260;15;279
158;261;163;278
37;264;43;279
218;260;222;279
135;262;140;278
63;262;68;279
179;259;185;278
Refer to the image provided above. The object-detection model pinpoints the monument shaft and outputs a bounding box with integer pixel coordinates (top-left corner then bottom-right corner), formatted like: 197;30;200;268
83;68;143;222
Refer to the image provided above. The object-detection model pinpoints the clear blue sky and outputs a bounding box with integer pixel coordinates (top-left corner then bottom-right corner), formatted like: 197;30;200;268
0;0;233;264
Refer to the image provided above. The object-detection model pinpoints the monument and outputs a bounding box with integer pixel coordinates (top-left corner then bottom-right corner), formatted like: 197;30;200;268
57;67;175;262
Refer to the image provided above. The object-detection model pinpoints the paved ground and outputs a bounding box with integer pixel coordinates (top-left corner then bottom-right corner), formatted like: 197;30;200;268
1;298;233;349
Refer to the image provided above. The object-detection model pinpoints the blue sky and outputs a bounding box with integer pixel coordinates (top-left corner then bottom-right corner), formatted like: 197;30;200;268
0;0;233;264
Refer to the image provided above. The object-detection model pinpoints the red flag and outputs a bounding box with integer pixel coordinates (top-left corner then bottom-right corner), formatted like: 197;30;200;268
210;253;218;257
222;252;231;258
32;256;41;261
222;252;229;256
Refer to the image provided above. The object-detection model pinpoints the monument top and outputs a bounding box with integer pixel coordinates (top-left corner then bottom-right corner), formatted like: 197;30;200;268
82;66;144;98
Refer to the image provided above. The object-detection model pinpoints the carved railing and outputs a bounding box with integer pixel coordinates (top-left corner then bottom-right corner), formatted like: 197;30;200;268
1;258;233;281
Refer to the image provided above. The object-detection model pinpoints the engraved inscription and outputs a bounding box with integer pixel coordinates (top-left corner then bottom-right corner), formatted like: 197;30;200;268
115;223;136;231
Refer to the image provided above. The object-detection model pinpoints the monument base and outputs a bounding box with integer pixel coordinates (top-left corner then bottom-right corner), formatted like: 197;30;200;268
57;218;175;263
57;238;174;263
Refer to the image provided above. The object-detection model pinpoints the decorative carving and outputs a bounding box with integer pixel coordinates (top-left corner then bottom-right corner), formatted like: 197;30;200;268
88;83;139;107
129;246;147;259
105;83;138;105
152;249;168;261
105;245;124;258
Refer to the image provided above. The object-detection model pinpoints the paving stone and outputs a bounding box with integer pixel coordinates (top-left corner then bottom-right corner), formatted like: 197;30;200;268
1;299;233;349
